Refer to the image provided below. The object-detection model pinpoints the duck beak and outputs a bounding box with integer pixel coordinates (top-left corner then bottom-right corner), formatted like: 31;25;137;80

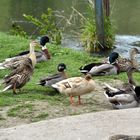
31;41;41;48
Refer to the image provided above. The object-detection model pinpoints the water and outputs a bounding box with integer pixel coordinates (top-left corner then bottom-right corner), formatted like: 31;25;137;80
0;0;140;57
114;35;140;58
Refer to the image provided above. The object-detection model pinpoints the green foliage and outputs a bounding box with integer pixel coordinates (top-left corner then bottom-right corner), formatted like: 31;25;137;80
81;19;99;52
9;23;28;39
9;8;62;44
79;2;115;52
23;8;62;44
104;17;115;48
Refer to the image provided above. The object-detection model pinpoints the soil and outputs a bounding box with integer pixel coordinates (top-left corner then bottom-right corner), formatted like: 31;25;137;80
0;79;124;129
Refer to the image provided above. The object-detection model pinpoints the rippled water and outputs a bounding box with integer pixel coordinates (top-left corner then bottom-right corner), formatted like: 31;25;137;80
114;35;140;57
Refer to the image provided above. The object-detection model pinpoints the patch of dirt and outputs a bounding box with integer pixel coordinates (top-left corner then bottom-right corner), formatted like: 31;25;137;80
0;79;124;129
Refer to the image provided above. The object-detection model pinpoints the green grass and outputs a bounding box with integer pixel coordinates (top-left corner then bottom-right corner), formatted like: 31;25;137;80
0;32;139;123
0;32;101;107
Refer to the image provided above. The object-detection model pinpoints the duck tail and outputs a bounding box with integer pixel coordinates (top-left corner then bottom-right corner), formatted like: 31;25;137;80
104;83;119;92
37;80;48;86
1;85;12;92
51;84;58;89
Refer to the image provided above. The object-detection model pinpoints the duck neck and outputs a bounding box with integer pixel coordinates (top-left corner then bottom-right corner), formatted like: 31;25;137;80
29;43;36;67
130;52;138;68
127;69;136;86
30;43;35;54
41;45;51;59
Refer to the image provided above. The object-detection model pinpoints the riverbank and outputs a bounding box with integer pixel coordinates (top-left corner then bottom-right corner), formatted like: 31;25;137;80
0;32;139;128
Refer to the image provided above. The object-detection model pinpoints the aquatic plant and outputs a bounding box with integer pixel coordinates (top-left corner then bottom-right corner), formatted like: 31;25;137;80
80;1;115;52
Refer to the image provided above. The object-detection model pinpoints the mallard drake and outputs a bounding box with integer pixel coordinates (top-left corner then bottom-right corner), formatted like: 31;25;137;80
52;74;96;105
16;35;51;62
0;35;50;69
38;63;67;87
0;41;39;94
80;52;119;75
117;47;140;72
104;67;140;109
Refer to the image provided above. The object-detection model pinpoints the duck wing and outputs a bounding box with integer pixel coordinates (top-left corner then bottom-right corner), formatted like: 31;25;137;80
0;55;28;70
3;58;33;90
89;63;115;75
39;73;66;87
79;63;103;74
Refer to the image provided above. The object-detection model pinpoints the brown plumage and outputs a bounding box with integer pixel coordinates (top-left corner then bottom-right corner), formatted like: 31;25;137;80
52;74;96;105
117;48;140;72
0;36;50;69
1;41;38;93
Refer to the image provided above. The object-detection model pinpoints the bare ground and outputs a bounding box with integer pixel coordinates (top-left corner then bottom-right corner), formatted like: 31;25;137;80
0;79;124;128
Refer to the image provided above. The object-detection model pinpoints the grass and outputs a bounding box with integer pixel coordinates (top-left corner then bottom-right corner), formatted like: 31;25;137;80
0;32;139;126
0;32;101;107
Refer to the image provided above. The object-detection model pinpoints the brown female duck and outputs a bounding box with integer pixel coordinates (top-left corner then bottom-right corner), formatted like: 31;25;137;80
1;41;39;94
0;36;50;69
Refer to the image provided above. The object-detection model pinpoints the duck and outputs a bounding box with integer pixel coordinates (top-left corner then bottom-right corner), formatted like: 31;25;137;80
0;35;50;69
52;74;96;105
16;35;51;62
80;52;120;76
104;67;140;109
38;63;67;87
0;41;39;94
117;47;140;72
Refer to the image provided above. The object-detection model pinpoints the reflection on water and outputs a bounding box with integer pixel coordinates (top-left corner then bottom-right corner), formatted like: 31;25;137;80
1;0;140;35
0;0;87;33
0;0;140;57
111;0;140;35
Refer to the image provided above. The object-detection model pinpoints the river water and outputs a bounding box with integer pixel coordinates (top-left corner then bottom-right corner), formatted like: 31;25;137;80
0;0;140;58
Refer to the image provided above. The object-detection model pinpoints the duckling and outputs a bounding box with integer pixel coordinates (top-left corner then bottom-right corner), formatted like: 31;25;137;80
52;74;96;105
104;67;140;109
0;35;50;69
38;63;67;87
80;52;119;75
0;41;39;94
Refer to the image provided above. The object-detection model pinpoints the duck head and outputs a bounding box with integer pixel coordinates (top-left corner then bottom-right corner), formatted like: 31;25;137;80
109;52;119;64
40;35;51;59
57;63;66;72
130;48;140;55
40;35;50;46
